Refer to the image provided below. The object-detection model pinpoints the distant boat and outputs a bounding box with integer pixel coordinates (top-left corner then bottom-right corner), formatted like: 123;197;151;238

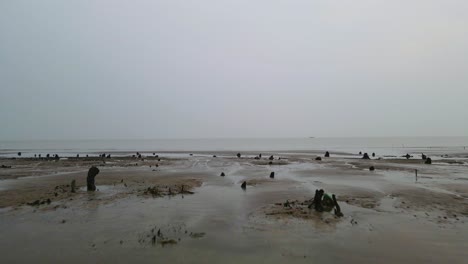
309;137;315;139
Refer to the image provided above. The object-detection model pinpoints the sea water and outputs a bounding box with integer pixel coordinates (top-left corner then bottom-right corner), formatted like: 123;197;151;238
0;137;467;157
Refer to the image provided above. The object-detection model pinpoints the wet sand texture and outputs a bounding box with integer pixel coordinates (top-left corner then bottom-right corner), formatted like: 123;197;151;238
1;151;468;263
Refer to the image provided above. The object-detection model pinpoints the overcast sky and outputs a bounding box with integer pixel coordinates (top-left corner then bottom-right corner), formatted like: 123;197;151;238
1;0;467;140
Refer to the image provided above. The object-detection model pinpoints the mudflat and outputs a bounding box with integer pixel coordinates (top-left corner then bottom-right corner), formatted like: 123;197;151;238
1;152;467;263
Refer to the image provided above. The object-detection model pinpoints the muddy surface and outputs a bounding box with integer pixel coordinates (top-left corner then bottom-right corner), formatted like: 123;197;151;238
1;152;468;263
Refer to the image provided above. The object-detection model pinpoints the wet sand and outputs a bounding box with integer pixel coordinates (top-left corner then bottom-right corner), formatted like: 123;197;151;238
1;152;467;263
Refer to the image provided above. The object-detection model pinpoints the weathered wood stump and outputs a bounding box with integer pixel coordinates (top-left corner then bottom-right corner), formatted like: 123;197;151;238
71;180;76;193
87;166;100;191
332;194;344;217
313;189;324;212
241;181;247;189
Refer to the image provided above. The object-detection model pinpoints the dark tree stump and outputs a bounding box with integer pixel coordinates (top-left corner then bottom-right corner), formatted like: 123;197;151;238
332;194;343;217
87;166;100;191
71;180;76;193
241;181;247;189
313;189;325;212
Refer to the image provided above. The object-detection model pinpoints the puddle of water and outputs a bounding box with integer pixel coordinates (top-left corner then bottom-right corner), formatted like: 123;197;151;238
79;185;114;192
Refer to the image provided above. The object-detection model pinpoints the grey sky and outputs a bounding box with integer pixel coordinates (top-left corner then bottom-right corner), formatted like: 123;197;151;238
1;0;467;140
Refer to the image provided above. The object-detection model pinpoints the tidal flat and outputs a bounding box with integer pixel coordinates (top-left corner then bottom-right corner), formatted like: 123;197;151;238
1;151;467;263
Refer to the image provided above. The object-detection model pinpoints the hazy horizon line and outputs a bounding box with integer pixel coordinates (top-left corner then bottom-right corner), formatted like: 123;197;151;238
1;136;468;142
